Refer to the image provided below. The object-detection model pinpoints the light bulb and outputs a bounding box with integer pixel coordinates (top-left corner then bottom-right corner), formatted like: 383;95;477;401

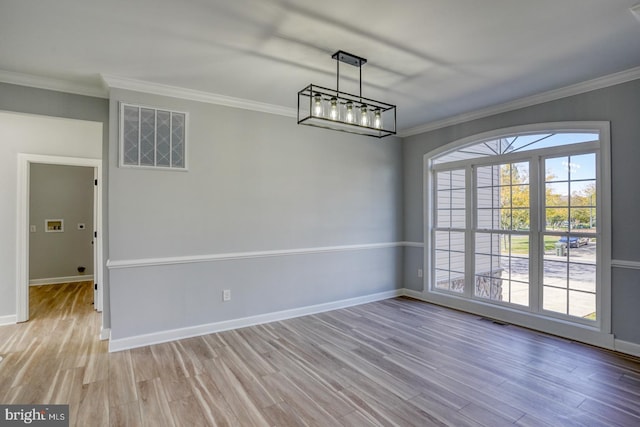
345;101;355;123
329;97;339;120
360;105;369;126
373;109;382;129
313;93;323;117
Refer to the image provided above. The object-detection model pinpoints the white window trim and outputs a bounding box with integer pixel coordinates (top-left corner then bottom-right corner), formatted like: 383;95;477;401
423;122;613;349
118;102;189;171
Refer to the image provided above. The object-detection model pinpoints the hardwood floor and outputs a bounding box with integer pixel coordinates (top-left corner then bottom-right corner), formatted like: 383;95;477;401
1;282;640;426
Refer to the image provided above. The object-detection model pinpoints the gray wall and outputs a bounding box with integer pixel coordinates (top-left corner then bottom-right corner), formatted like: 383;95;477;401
0;83;109;325
108;88;403;340
29;164;94;280
403;79;640;345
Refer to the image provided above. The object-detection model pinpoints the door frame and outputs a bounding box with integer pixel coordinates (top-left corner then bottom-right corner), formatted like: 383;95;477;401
16;153;103;322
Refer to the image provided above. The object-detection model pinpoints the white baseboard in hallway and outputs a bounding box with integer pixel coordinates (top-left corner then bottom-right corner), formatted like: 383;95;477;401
30;275;94;286
0;314;17;326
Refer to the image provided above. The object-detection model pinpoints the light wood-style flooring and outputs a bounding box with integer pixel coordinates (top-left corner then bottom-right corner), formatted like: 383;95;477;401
1;282;640;426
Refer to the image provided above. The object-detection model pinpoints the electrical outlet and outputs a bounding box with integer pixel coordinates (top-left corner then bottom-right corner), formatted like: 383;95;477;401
223;289;231;302
418;268;423;278
30;225;36;233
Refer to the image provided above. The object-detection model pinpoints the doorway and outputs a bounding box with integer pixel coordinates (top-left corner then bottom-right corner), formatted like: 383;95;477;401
17;154;103;325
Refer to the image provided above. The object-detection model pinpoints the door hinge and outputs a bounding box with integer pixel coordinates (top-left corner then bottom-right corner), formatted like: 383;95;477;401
94;179;98;186
94;283;98;291
94;231;97;238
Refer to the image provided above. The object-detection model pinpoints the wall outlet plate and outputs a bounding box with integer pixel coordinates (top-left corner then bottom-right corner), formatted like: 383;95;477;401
223;289;231;301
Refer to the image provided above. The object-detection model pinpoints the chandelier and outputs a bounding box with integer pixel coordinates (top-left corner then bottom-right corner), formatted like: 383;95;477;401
297;50;396;138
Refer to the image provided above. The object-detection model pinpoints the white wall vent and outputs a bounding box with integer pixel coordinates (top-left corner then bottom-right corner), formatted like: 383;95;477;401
119;103;188;170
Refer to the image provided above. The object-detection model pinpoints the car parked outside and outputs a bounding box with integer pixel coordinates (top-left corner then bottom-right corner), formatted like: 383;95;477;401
558;236;589;248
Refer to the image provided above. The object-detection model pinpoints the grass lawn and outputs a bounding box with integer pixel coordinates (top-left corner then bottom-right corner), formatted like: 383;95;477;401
509;235;558;254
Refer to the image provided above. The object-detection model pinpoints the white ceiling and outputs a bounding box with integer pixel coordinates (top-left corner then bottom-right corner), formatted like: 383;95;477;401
2;0;640;133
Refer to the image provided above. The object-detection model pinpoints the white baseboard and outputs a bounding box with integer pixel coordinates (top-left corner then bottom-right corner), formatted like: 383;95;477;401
615;339;640;358
100;327;110;341
30;275;94;286
401;288;424;299
109;289;403;352
0;314;17;326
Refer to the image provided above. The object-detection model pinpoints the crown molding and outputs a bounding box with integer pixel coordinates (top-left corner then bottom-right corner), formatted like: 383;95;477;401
4;65;639;134
399;66;640;138
101;74;297;118
0;69;108;98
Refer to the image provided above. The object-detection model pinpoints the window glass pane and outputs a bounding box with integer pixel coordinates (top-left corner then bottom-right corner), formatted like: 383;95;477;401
512;162;529;184
569;291;595;319
543;286;567;314
450;231;465;252
477;187;493;208
545;157;569;182
475;232;492;255
435;250;450;271
511;280;529;307
433;132;597;164
437;209;451;228
433;228;465;294
499;208;511;230
451;209;466;228
546;208;568;231
570;181;596;207
474;233;529;306
434;231;450;250
451;189;466;207
512;185;530;207
437;190;451;209
451;169;466;189
122;105;139;165
512;208;530;231
171;113;186;168
140;108;156;166
477;209;494;229
476;166;495;188
499;186;511;208
546;183;568;206
437;171;451;190
569;153;596;181
156;110;171;167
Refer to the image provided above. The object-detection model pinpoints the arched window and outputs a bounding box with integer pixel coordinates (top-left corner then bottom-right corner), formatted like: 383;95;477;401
425;122;611;341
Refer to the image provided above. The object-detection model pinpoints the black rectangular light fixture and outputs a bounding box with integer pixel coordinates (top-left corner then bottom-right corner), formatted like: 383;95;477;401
297;50;397;138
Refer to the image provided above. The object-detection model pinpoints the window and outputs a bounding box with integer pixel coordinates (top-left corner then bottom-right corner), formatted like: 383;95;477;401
434;169;466;293
426;123;610;336
120;103;187;169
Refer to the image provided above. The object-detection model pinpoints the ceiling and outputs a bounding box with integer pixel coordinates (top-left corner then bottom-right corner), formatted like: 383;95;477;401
2;0;640;134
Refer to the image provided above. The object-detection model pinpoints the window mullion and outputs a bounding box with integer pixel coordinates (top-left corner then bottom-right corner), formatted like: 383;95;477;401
530;157;541;312
137;107;142;166
465;164;474;298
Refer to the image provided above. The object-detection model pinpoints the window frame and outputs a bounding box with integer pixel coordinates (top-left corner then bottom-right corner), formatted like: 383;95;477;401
423;122;612;347
119;102;189;171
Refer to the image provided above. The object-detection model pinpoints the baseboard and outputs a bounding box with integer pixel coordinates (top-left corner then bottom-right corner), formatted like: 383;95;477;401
615;339;640;358
100;327;110;341
30;275;94;286
109;289;403;352
0;314;17;326
401;288;424;299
